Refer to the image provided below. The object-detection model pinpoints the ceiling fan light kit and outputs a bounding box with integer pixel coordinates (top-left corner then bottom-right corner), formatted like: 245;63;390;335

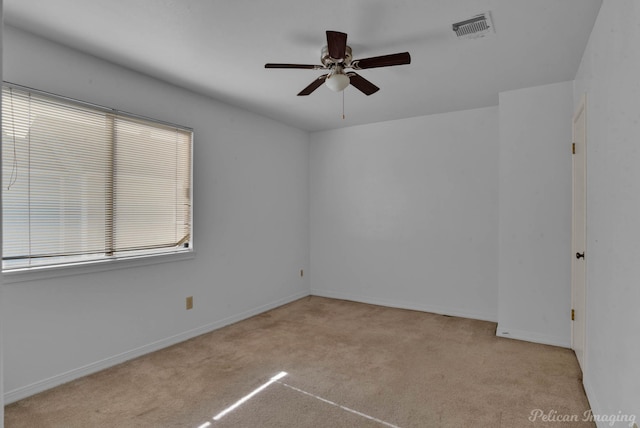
265;30;411;96
325;67;350;92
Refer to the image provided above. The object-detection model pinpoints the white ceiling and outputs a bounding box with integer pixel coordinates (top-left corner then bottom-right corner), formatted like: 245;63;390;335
4;0;602;132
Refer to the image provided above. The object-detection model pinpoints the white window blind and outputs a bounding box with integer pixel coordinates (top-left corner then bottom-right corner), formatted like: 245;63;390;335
2;84;192;271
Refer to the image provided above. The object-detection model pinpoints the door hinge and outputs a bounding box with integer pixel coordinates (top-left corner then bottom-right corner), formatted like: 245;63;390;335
572;143;576;154
571;309;575;321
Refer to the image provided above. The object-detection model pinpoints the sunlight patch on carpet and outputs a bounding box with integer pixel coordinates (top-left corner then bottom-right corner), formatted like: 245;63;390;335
211;371;288;421
276;381;401;428
197;370;400;428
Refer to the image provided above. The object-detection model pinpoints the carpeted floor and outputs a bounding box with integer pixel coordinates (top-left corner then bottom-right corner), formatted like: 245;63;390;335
5;296;594;427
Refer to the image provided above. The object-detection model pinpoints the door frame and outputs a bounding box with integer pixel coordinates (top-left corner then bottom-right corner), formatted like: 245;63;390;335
571;93;587;371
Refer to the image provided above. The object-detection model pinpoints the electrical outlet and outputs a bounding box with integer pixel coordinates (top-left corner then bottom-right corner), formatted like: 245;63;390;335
300;269;304;277
186;296;193;310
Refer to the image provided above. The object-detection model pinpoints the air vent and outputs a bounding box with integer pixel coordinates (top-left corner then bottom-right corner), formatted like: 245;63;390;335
452;12;495;40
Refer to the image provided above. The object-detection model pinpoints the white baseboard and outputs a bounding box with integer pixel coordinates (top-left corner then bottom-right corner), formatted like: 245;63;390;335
310;288;498;322
580;378;629;428
4;290;310;404
496;324;571;348
582;377;602;427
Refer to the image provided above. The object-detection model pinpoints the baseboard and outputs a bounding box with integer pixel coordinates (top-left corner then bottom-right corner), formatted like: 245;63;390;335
4;290;310;404
496;324;570;348
582;377;603;427
310;288;497;322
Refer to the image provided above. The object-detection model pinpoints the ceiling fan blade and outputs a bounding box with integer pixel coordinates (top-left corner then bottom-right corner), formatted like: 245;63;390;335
351;52;411;69
297;74;328;96
347;73;380;96
265;63;322;69
326;31;348;60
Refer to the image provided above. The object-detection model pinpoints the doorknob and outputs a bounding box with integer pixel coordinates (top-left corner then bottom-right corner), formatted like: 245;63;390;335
576;252;585;260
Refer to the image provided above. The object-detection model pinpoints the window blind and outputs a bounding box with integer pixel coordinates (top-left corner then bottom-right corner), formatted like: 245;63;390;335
2;84;192;271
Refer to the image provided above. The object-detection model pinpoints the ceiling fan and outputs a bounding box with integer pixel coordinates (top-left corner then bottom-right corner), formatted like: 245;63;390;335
265;31;411;96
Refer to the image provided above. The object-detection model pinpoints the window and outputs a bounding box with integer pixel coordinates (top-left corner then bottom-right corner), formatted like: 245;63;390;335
2;84;192;272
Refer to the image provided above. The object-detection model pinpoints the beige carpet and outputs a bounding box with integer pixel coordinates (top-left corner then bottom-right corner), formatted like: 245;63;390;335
5;296;593;427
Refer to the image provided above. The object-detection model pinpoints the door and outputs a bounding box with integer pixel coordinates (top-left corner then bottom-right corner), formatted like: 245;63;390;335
572;95;587;371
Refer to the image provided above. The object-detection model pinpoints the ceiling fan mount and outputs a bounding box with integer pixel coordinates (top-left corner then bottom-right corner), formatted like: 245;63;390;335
265;31;411;96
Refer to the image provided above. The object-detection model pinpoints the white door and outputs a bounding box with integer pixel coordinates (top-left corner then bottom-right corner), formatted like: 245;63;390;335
572;95;587;371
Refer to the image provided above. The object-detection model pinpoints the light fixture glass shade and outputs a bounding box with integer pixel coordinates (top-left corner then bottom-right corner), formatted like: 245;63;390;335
325;73;350;92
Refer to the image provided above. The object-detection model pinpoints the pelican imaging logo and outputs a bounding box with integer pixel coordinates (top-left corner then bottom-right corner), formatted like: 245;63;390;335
529;409;636;426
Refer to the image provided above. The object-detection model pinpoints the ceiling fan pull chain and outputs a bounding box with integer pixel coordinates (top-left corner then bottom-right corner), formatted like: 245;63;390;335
342;90;346;120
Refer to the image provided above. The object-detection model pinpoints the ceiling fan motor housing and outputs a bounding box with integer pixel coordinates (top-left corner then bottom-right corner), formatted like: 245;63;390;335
321;45;352;67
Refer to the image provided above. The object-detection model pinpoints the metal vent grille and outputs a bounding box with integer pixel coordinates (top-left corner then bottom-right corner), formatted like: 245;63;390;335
453;12;494;39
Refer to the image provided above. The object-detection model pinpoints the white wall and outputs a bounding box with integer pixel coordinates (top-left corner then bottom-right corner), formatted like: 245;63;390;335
310;107;499;321
2;26;310;402
573;0;640;424
496;81;574;347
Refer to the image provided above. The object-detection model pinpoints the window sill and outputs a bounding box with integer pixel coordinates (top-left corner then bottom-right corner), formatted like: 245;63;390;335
2;250;196;284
